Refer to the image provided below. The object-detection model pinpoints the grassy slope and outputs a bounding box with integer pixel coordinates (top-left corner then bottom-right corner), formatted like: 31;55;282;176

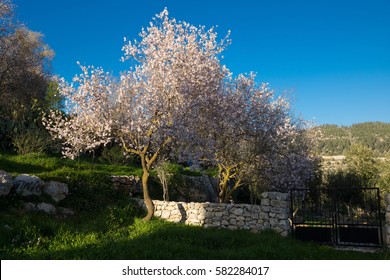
0;153;389;260
1;208;388;260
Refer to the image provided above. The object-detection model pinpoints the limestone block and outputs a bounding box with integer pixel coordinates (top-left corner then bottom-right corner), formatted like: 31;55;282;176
252;205;261;212
161;210;170;219
280;231;289;237
271;200;288;208
251;212;259;219
37;202;56;214
14;174;44;196
213;221;221;227
261;198;270;206
236;216;245;221
261;206;271;213
171;209;181;216
212;216;222;223
58;207;75;216
221;220;229;226
188;213;198;220
228;225;238;230
154;210;162;217
259;212;269;220
42;181;69;202
243;211;252;217
269;212;276;218
276;193;289;201
24;202;36;211
237;220;245;227
205;212;214;218
198;214;206;220
269;218;278;226
267;192;278;200
229;218;237;225
274;207;289;214
0;170;13;196
262;223;270;230
214;212;223;217
232;207;244;216
261;192;268;198
276;213;289;220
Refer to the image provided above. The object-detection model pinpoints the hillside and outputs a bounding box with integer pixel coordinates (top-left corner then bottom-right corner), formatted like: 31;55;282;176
313;122;390;156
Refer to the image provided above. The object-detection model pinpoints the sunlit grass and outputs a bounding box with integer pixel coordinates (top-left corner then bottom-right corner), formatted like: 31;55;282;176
0;152;389;260
0;206;388;260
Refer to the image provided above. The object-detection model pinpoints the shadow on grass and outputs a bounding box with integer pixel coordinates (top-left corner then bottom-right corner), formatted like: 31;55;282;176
0;156;52;174
3;219;389;260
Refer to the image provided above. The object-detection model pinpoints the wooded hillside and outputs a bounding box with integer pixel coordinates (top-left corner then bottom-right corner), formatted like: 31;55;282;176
314;122;390;156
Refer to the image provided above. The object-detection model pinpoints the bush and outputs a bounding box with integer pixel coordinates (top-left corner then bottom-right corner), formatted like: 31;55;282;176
11;127;51;155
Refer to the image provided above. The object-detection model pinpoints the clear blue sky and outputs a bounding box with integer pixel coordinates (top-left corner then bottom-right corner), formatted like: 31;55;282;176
13;0;390;126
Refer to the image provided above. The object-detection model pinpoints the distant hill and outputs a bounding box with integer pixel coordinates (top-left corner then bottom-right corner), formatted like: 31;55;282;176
312;122;390;156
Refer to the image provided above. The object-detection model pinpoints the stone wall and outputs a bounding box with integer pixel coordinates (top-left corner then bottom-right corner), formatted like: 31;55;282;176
385;193;390;248
136;191;290;237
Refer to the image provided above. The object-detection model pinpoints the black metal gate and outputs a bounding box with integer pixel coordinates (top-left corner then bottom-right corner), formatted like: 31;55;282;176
290;188;383;247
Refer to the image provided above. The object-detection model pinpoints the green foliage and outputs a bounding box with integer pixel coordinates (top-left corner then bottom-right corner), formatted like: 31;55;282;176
378;155;390;192
106;199;145;229
345;144;380;187
11;127;52;155
100;144;137;165
313;122;390;156
0;153;143;211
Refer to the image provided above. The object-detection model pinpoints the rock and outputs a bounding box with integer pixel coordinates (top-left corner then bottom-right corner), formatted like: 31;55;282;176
14;174;43;196
4;224;13;231
42;181;69;202
58;207;75;216
0;170;13;196
36;202;56;214
24;202;37;211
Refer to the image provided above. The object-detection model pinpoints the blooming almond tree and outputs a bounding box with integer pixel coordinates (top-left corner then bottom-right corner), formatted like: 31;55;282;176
202;72;318;202
44;9;230;220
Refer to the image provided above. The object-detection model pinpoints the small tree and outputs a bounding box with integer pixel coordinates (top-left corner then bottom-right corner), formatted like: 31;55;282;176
345;143;380;187
201;73;317;202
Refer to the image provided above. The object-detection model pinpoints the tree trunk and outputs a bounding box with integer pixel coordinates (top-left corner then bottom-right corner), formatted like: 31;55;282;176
141;168;154;221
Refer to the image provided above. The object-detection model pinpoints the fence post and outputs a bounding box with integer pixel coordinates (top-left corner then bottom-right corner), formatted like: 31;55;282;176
385;192;390;248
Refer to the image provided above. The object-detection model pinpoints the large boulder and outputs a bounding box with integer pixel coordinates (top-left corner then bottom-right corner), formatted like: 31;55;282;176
0;170;13;196
42;181;69;202
14;174;44;196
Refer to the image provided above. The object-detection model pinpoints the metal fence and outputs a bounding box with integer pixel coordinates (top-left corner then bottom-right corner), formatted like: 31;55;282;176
290;188;383;247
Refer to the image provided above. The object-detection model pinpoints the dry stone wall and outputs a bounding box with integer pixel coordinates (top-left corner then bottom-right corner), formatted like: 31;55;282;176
136;191;290;237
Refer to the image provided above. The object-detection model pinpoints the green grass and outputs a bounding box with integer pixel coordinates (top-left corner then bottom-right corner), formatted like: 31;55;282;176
0;152;144;211
0;152;389;260
0;203;388;260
